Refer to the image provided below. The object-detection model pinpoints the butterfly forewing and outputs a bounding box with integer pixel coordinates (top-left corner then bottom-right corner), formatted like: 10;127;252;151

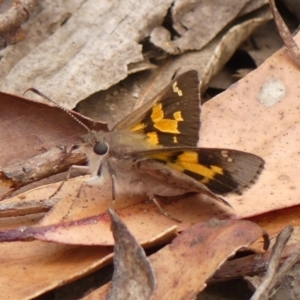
112;70;200;147
127;148;264;195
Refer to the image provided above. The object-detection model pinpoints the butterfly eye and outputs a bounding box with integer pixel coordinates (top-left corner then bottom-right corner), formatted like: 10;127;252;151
93;142;109;155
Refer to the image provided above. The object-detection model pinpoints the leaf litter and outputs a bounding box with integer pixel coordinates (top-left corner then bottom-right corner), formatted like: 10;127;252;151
1;0;300;299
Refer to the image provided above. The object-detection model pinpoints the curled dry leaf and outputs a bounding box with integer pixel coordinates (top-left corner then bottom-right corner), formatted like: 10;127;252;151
151;219;267;300
269;0;300;68
83;219;268;300
106;209;156;300
200;5;272;93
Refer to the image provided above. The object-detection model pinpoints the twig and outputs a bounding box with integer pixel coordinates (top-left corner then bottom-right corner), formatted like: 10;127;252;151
269;0;300;68
250;226;293;300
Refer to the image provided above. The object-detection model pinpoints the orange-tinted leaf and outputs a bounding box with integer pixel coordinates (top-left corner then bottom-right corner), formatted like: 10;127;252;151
0;241;112;300
200;32;300;217
0;175;232;245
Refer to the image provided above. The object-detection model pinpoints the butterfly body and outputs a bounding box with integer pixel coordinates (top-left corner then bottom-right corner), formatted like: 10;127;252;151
82;129;193;197
80;70;264;207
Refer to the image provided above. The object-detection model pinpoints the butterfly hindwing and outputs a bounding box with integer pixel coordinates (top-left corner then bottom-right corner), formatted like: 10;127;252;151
112;70;200;147
127;147;264;195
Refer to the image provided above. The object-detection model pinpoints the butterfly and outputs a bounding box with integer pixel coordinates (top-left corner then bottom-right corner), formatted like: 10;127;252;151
78;70;264;217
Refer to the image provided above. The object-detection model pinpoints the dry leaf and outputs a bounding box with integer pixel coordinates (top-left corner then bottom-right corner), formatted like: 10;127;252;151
106;209;156;300
0;240;113;300
77;5;272;127
200;31;300;217
0;92;107;198
0;175;227;245
0;0;271;108
151;0;261;53
0;0;173;108
0;225;177;299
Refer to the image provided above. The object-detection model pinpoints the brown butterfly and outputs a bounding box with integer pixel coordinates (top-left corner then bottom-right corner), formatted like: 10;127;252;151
79;70;264;216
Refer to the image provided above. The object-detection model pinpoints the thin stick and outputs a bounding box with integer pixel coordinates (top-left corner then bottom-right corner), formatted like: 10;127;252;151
251;226;293;300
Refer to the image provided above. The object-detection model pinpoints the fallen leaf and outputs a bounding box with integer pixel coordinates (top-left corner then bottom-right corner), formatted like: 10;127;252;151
0;222;176;299
0;92;106;198
0;0;173;108
106;209;156;300
200;31;300;217
1;1;271;108
0;241;113;300
151;0;264;53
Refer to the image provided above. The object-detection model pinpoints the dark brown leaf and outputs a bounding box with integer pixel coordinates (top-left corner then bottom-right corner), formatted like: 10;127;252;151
106;209;156;300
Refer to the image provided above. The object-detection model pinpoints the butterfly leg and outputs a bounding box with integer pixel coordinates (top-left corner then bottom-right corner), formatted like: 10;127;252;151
46;144;89;198
49;165;90;199
139;178;181;223
106;161;117;209
136;159;232;208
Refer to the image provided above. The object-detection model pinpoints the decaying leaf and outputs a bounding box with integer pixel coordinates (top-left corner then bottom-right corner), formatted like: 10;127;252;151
106;209;156;300
151;0;270;54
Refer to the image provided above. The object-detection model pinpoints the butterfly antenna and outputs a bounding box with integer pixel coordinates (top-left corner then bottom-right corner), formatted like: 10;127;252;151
25;88;91;133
